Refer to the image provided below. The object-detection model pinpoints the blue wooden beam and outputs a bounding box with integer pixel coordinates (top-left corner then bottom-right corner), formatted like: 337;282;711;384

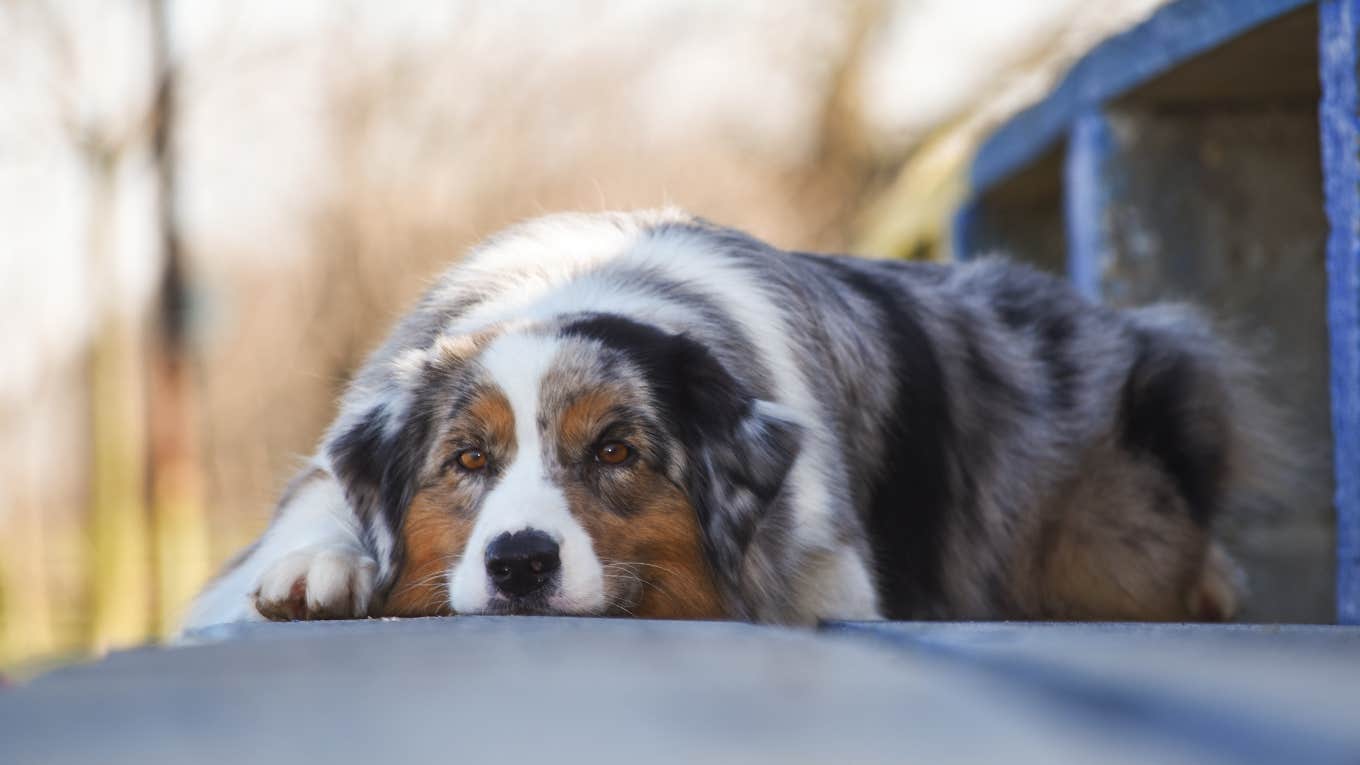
1063;112;1116;302
973;0;1314;195
1320;0;1360;625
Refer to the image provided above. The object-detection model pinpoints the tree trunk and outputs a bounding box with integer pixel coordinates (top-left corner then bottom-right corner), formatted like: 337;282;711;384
86;151;153;652
147;0;209;637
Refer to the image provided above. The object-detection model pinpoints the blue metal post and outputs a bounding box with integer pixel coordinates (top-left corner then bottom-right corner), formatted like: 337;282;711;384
1320;0;1360;624
1063;111;1116;302
951;199;983;262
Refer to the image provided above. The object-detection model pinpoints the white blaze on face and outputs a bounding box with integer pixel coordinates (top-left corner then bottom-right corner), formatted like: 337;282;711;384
447;332;607;614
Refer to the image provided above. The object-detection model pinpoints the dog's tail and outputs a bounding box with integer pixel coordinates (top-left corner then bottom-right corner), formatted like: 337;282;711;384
1126;304;1306;513
1123;303;1317;618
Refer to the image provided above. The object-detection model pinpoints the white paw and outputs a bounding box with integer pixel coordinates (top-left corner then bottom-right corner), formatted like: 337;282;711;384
253;546;377;621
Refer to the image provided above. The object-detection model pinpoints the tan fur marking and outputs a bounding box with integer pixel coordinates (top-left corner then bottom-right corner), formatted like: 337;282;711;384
380;491;472;617
574;484;726;619
464;389;515;450
558;390;618;449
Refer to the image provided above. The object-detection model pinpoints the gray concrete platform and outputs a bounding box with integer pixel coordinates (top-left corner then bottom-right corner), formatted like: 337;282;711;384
1;618;1358;764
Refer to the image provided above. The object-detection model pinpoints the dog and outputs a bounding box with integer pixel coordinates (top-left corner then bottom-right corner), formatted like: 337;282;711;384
184;208;1271;630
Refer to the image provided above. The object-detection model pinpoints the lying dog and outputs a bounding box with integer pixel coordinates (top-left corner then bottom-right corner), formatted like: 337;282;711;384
185;209;1271;630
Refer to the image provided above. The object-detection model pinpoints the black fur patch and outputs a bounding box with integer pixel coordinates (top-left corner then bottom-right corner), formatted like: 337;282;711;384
797;254;961;619
1037;313;1080;411
1119;330;1226;526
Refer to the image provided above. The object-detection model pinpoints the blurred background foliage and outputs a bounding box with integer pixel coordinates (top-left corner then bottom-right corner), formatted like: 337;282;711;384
0;0;1169;670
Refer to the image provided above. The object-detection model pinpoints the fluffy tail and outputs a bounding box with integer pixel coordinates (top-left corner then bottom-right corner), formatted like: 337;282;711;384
1123;304;1315;619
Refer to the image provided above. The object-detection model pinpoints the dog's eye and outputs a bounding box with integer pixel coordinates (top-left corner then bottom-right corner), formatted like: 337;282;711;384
595;442;632;466
456;448;488;471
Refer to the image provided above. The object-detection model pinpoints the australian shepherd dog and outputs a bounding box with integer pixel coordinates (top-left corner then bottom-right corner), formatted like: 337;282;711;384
185;209;1276;630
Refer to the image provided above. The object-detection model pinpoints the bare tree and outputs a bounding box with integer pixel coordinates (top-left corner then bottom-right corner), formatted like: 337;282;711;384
146;0;209;638
17;0;158;653
1;0;211;654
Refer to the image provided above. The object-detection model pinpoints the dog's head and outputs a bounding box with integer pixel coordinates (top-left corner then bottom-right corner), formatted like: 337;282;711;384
326;314;802;619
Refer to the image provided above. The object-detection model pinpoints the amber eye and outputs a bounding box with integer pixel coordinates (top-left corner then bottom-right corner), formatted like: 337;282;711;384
456;448;487;471
595;442;632;466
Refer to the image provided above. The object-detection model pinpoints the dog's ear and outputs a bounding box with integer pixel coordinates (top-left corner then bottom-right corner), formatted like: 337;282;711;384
323;339;475;588
325;393;434;589
667;337;803;611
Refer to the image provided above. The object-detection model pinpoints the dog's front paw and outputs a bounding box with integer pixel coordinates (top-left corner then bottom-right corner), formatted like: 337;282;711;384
253;546;377;621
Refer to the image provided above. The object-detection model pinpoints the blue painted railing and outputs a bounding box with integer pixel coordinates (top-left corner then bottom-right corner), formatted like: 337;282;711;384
1320;0;1360;625
1062;111;1115;302
955;0;1360;623
970;0;1315;194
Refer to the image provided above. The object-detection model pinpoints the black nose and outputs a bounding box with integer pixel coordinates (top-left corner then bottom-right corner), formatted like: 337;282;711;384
485;530;561;597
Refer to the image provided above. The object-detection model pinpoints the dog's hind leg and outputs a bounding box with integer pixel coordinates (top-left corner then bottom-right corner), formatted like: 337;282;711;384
1030;447;1243;622
1187;541;1245;622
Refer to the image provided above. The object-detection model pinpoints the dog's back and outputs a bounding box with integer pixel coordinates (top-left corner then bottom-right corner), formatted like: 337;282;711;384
778;251;1266;620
